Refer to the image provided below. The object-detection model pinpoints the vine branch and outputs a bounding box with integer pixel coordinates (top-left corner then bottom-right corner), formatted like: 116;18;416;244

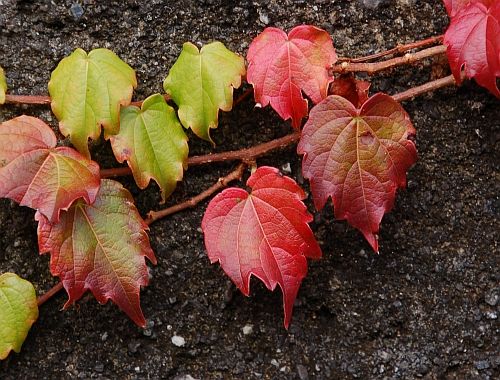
37;282;63;307
338;35;444;63
145;162;246;225
332;45;447;75
392;74;456;102
100;132;300;178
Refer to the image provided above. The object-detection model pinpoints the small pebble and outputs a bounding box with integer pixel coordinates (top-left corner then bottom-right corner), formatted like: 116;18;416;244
69;3;84;21
271;359;279;367
242;324;253;335
475;360;490;370
172;335;186;347
297;364;309;380
485;289;498;306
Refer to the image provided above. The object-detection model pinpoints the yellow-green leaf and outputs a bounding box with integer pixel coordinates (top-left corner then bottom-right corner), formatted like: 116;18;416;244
110;94;188;202
163;41;245;142
0;66;6;105
48;48;137;157
0;273;39;360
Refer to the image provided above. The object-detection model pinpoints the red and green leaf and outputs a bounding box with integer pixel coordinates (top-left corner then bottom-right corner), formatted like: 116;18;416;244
247;25;337;129
444;0;500;97
0;116;101;223
202;166;321;328
36;179;156;327
298;94;417;252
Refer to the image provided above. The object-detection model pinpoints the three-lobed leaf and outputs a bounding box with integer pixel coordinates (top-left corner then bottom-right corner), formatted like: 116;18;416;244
247;25;337;129
298;94;417;252
49;48;137;157
0;66;6;105
202;166;322;328
163;41;246;142
0;116;101;223
36;179;157;327
444;0;500;97
110;94;189;202
0;273;38;360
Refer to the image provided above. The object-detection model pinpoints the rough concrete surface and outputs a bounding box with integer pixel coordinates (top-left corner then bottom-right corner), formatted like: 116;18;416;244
0;0;498;379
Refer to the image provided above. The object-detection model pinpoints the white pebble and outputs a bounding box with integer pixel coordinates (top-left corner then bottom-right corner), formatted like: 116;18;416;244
172;335;186;347
242;324;253;335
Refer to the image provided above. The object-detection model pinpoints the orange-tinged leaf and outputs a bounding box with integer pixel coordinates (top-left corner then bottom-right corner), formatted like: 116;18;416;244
247;25;337;129
202;166;321;328
36;179;156;327
298;94;417;252
0;116;101;223
444;0;500;97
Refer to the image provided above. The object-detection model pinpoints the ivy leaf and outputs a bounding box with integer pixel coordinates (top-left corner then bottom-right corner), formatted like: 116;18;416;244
0;273;39;360
443;0;472;17
110;94;188;203
202;166;321;328
163;42;246;142
0;66;6;105
444;0;500;97
36;179;156;327
48;48;137;157
247;25;337;129
298;94;417;252
0;116;101;223
330;74;371;108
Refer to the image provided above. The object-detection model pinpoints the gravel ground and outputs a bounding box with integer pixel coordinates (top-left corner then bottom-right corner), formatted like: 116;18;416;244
0;0;499;379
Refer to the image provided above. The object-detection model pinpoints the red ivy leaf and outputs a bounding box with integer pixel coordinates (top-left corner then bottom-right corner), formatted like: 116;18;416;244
444;0;500;97
201;166;321;328
0;116;100;223
443;0;473;17
247;25;337;129
330;74;371;108
298;94;417;252
36;179;156;327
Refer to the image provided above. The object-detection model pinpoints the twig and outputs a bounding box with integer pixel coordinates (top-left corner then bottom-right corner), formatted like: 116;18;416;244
5;94;51;105
145;163;246;225
100;132;301;178
332;45;447;75
392;74;456;102
338;35;444;63
37;282;64;307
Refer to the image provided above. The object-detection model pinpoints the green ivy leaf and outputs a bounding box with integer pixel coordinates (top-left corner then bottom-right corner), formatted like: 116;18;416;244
163;41;245;142
0;66;6;105
48;48;137;157
0;273;39;360
110;94;188;202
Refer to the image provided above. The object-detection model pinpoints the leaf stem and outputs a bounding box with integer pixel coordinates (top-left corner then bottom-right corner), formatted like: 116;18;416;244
145;163;247;225
392;74;456;102
332;45;447;75
37;281;64;307
338;35;444;63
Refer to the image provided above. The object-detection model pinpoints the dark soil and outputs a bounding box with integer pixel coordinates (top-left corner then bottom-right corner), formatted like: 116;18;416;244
0;0;499;379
